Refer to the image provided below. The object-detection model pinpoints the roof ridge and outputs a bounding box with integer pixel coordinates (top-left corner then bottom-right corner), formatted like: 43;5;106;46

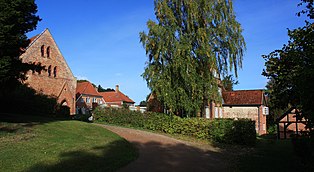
25;28;48;50
223;89;264;92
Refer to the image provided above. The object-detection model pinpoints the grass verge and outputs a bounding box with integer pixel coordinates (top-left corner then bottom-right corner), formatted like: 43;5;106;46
234;137;303;171
0;117;138;172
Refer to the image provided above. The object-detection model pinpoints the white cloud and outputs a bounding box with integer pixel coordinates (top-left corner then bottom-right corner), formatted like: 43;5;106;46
76;75;89;81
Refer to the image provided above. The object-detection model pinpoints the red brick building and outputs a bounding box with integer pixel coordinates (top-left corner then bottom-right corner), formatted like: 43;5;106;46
20;29;77;114
147;89;269;135
76;81;104;114
222;90;268;135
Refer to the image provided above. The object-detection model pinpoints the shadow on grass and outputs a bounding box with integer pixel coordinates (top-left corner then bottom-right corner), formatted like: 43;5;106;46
26;139;138;172
0;113;70;135
26;139;232;172
234;135;309;172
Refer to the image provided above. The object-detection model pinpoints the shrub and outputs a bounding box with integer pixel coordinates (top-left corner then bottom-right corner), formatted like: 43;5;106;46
93;107;256;145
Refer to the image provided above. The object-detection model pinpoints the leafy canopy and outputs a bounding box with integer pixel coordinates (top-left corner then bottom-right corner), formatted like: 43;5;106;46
222;75;238;91
140;0;245;116
263;0;314;129
0;0;41;88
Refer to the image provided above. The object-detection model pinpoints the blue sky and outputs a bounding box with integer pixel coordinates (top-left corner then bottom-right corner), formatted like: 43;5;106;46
29;0;307;104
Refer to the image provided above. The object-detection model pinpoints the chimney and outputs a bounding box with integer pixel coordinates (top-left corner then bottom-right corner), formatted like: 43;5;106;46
115;85;119;92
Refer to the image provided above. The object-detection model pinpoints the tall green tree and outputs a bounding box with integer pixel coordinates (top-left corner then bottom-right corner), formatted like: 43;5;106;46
222;75;238;91
0;0;41;89
140;0;245;116
263;0;314;131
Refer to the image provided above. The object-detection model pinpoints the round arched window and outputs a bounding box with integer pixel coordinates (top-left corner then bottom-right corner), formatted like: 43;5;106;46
41;45;45;57
47;46;50;58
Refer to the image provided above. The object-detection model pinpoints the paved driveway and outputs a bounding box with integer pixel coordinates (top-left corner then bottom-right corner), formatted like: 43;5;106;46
101;125;230;172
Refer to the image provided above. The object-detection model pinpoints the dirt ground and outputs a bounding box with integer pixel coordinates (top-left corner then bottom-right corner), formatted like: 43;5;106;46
101;125;231;172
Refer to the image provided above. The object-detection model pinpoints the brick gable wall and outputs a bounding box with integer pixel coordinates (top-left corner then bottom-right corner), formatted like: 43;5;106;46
20;29;76;114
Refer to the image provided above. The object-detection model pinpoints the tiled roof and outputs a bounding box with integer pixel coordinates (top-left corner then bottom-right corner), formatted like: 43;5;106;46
222;90;264;106
100;91;135;104
76;81;102;97
29;34;39;44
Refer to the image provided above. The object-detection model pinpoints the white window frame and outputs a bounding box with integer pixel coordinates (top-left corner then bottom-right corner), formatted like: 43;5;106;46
93;97;97;103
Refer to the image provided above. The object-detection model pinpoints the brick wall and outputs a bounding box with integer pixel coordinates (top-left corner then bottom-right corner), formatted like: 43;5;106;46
223;106;267;135
20;29;76;114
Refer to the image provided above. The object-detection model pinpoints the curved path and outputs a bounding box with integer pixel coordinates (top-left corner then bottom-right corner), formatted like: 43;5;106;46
101;125;230;172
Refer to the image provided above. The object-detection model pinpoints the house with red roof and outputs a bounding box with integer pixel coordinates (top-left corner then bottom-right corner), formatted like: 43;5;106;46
76;81;104;114
147;89;268;135
99;85;135;108
222;90;268;135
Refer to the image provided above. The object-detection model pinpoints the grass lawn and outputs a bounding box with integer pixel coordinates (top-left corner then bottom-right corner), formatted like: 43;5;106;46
235;137;305;172
0;116;138;172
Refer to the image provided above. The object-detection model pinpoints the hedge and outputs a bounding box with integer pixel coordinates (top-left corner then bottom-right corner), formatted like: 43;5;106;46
93;107;256;146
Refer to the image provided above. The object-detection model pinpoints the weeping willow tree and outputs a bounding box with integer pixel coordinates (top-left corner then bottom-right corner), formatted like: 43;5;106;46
140;0;245;116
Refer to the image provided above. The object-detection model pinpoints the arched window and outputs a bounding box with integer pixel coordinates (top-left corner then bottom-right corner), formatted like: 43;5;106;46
48;65;52;77
47;46;50;58
41;45;45;57
53;66;57;78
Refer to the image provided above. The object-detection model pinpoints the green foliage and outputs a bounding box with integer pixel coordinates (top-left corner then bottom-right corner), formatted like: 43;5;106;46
267;124;277;135
0;0;41;88
222;75;239;91
97;84;114;92
297;0;314;19
93;107;145;128
139;101;147;107
262;1;314;131
209;119;256;145
94;107;256;145
140;0;246;116
77;80;89;83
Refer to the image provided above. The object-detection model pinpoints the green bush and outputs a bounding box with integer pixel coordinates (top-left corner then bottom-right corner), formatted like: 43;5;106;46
93;107;256;145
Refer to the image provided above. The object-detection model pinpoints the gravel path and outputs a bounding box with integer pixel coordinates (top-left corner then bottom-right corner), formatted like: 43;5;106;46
101;125;230;172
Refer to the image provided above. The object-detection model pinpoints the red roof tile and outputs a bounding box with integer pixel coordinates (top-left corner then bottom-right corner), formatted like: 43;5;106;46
29;34;39;44
100;90;135;104
222;90;264;106
76;81;101;97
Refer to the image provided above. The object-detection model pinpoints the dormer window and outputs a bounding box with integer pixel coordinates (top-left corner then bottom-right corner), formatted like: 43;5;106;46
48;65;52;77
41;45;45;57
53;66;57;77
47;46;50;58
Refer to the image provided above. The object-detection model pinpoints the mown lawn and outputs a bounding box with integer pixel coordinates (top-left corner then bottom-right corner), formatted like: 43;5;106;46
235;137;304;172
0;117;138;172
